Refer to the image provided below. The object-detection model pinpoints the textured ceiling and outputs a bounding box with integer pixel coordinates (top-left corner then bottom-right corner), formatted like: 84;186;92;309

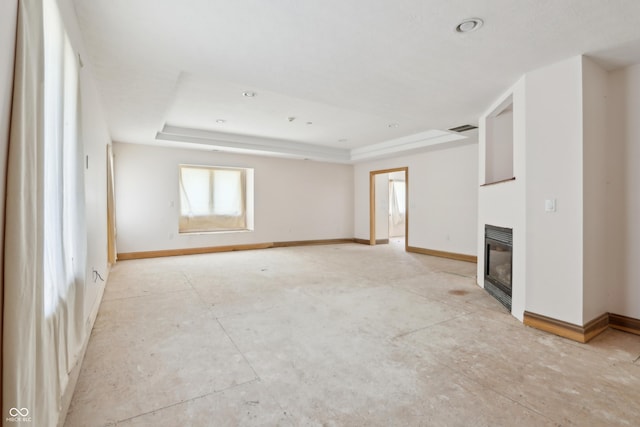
70;0;640;161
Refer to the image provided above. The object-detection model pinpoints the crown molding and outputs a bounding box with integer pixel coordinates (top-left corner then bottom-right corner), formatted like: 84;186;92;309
155;124;469;164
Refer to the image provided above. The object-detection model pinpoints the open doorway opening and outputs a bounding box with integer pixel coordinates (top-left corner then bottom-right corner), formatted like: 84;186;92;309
369;167;408;251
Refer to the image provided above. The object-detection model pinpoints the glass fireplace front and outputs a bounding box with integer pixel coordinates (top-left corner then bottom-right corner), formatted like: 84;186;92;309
484;225;512;310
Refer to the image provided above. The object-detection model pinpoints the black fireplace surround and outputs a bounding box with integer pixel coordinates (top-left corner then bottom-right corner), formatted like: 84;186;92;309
484;225;513;311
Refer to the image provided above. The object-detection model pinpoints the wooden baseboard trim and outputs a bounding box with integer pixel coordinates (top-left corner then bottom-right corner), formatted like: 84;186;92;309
272;238;355;248
609;313;640;336
118;243;274;260
583;313;611;342
353;238;390;245
523;311;609;343
118;238;356;260
406;246;477;263
354;238;371;245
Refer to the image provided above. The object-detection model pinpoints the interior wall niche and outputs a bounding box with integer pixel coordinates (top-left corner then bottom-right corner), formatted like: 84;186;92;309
485;95;514;184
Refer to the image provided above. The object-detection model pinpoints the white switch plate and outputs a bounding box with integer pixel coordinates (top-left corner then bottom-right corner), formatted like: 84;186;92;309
545;198;556;212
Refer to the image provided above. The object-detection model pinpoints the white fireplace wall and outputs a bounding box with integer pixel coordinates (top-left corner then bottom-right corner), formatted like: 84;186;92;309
480;54;640;326
524;56;585;326
582;57;611;322
607;63;640;320
477;81;527;321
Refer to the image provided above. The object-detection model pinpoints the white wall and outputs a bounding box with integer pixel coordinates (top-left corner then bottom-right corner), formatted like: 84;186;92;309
608;63;640;319
582;57;611;322
1;0;17;334
354;140;478;256
524;56;585;325
113;143;354;253
374;173;389;241
80;71;111;316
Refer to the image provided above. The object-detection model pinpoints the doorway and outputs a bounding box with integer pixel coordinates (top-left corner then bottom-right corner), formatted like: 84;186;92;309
388;171;406;247
369;167;408;251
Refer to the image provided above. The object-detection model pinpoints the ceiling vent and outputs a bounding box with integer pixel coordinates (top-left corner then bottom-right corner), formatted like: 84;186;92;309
448;124;478;133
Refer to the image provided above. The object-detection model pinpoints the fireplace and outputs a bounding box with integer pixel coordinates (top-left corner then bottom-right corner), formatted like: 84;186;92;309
484;225;512;310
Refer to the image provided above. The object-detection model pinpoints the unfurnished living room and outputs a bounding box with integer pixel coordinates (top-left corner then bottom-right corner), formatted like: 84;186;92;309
2;1;640;426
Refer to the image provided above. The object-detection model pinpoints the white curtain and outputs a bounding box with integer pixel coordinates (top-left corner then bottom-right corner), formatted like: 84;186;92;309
3;0;88;425
42;0;87;399
179;165;247;232
390;180;406;225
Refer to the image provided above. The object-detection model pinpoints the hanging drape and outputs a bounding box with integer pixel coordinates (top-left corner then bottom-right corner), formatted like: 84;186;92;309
3;0;44;424
0;0;20;419
3;0;88;425
42;0;87;411
390;180;406;226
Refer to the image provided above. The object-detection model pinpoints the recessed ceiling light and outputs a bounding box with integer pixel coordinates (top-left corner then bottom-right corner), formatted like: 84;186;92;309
288;117;296;122
242;91;256;97
215;119;226;124
338;138;348;143
388;123;400;128
456;18;483;33
306;121;313;125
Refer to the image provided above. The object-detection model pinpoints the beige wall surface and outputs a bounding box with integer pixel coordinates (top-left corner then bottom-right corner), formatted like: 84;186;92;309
113;143;355;253
354;140;478;256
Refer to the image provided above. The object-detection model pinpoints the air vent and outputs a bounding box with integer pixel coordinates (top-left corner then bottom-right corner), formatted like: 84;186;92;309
448;124;478;133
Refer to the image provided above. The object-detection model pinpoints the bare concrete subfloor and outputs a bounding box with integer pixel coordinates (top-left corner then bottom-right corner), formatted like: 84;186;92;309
65;243;640;426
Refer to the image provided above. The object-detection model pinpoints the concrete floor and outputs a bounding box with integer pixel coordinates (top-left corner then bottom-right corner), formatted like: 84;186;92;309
65;243;640;426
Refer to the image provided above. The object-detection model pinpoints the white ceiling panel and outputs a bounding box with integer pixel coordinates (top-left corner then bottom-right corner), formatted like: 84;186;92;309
69;0;640;161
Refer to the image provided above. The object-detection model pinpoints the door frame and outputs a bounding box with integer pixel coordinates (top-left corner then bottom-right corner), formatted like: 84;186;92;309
369;167;408;251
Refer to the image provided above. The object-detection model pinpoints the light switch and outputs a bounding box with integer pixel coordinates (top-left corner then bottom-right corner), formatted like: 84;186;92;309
545;198;556;212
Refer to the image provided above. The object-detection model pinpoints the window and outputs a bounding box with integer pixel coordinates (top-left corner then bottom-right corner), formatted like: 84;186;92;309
43;0;84;317
179;165;253;233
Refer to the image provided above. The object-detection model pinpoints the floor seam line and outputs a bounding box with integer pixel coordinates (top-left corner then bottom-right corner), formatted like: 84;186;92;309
216;317;262;381
480;380;560;424
181;271;213;310
102;288;194;303
112;378;260;425
391;312;473;340
432;360;560;425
